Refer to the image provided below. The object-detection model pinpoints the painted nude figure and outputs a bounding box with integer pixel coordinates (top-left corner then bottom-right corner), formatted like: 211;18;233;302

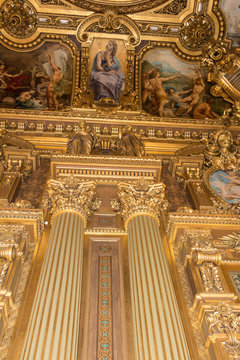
47;54;63;110
147;68;180;116
193;99;220;119
0;61;23;90
181;68;205;115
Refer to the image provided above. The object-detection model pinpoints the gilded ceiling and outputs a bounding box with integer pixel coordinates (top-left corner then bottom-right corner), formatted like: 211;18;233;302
62;0;172;13
0;0;238;136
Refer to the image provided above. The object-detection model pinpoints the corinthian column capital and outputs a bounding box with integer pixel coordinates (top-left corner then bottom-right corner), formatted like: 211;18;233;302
47;176;100;225
117;179;168;226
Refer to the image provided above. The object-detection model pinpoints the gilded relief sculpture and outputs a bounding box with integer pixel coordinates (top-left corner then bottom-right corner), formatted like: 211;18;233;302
67;121;93;155
201;39;240;103
204;129;240;171
119;125;144;157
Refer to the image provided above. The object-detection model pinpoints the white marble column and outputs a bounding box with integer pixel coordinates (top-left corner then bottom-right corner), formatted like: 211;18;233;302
118;180;191;360
21;178;98;360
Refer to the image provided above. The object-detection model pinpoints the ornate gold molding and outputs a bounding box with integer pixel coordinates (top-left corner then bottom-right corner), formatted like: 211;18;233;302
77;11;141;46
201;40;240;103
116;178;168;226
64;0;171;14
206;302;240;356
46;176;100;225
203;129;240;171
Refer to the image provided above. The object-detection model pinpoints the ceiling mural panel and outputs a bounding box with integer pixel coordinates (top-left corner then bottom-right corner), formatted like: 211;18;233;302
0;0;236;128
0;42;73;111
141;48;228;119
221;0;240;47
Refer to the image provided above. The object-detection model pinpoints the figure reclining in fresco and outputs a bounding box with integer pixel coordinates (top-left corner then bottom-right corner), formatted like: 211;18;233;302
16;90;44;109
90;41;125;103
213;172;240;201
167;87;191;115
193;98;220;119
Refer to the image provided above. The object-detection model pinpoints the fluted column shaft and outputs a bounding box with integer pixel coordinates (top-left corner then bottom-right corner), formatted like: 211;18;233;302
21;212;84;360
127;214;190;360
21;178;99;360
117;180;190;360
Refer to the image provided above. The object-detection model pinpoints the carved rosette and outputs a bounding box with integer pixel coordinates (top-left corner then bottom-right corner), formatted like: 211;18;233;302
180;14;213;51
117;179;168;226
1;0;37;38
47;177;100;225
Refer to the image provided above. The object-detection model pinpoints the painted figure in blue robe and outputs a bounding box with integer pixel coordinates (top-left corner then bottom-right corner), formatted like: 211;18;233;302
90;41;125;103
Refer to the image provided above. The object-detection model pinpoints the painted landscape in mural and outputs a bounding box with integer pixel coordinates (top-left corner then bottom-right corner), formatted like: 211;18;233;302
210;170;240;203
0;42;73;110
141;49;227;119
89;39;125;103
221;0;240;46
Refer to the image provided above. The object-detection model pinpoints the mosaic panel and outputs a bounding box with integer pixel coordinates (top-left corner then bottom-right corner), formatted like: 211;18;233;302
97;246;113;359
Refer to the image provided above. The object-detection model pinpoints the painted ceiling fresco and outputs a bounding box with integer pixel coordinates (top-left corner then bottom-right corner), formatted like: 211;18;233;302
141;48;228;119
221;0;240;46
0;43;73;110
0;0;237;122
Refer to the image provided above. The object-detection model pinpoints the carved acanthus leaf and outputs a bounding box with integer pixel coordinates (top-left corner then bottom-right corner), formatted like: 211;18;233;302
1;0;37;38
181;14;213;50
47;176;100;224
206;302;240;355
117;178;168;225
220;232;240;251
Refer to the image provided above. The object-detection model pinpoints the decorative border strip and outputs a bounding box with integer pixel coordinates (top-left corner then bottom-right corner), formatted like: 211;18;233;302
97;246;113;360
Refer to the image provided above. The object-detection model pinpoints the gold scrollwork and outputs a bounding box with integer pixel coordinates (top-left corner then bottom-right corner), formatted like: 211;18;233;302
64;0;171;15
77;12;141;46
